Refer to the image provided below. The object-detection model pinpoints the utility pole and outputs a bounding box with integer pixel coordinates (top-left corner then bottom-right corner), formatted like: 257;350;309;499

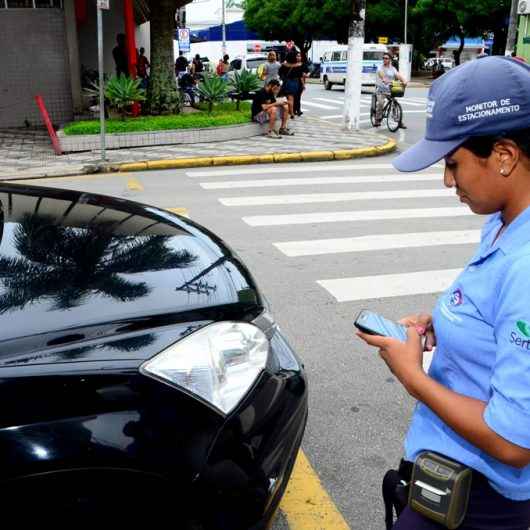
221;0;227;55
505;0;519;55
343;0;366;131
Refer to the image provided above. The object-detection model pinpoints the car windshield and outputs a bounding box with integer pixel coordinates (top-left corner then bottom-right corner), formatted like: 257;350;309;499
246;58;266;69
363;51;385;61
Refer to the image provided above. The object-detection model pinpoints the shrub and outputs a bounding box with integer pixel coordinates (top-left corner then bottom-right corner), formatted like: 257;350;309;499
197;74;230;113
229;69;261;110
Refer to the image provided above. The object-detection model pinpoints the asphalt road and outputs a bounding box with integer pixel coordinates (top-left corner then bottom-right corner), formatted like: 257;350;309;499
17;85;484;529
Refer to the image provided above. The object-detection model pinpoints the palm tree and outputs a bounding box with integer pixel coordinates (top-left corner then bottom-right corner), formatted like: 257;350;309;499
0;214;197;314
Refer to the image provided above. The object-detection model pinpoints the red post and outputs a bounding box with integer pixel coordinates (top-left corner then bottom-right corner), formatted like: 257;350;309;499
124;0;141;116
35;95;63;156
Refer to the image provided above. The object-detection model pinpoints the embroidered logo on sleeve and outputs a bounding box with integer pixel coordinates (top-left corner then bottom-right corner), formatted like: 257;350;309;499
510;320;530;349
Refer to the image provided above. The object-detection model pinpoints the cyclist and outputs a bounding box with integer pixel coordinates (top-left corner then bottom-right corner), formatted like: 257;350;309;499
374;52;408;129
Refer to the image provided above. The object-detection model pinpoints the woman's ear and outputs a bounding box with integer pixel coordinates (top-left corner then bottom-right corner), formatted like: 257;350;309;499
493;139;520;177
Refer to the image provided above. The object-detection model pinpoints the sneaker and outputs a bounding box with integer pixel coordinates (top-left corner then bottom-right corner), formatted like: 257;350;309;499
266;130;282;139
399;123;408;129
279;128;295;136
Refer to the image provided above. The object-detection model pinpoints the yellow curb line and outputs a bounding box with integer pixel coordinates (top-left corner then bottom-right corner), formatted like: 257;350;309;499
280;450;350;530
114;138;396;173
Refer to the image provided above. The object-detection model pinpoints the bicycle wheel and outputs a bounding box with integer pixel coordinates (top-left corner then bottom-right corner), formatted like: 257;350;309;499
386;98;402;132
370;94;378;127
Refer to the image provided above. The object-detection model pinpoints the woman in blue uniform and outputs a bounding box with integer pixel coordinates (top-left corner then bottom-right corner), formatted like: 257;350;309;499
358;56;530;529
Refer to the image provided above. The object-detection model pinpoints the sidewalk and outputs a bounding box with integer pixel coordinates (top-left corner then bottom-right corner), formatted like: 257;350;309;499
0;118;395;181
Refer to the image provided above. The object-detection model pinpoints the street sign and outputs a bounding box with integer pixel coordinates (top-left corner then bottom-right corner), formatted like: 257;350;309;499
178;28;191;53
97;0;109;9
378;36;389;44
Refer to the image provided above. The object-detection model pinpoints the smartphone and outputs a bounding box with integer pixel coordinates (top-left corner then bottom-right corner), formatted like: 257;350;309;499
354;310;408;341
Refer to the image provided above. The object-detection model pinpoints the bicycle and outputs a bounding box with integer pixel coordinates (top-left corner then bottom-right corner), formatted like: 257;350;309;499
370;83;404;132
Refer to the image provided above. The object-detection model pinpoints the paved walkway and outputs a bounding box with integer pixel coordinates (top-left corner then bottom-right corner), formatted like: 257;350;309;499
0;117;391;180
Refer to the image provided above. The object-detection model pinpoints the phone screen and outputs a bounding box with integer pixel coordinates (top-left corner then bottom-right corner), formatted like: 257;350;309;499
354;310;408;341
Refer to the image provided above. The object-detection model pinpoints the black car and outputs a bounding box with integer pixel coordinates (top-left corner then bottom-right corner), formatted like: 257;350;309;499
0;184;307;528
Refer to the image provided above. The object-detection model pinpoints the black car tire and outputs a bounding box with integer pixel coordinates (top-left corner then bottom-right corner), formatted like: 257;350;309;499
324;78;333;91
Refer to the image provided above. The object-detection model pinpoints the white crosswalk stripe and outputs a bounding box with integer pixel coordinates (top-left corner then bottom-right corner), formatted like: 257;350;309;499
300;100;338;110
274;230;480;257
219;189;454;206
318;269;462;302
243;207;473;227
187;163;443;178
201;173;441;190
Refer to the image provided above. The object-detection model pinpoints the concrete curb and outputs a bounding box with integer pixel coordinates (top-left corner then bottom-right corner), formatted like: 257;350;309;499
112;138;397;173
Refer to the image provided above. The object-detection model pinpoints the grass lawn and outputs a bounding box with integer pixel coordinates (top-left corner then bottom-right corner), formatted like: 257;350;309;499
63;102;252;136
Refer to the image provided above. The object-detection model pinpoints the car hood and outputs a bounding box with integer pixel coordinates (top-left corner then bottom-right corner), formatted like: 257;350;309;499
0;184;263;366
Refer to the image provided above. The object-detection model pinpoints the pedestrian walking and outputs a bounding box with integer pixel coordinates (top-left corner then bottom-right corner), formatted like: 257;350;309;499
358;56;530;530
137;47;150;88
293;51;309;116
175;51;189;79
112;33;128;77
279;50;304;119
261;51;281;85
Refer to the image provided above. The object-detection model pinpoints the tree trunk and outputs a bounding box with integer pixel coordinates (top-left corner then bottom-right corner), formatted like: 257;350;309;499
147;0;180;114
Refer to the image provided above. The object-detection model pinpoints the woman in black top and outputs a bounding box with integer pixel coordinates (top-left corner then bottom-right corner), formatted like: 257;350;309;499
279;50;304;119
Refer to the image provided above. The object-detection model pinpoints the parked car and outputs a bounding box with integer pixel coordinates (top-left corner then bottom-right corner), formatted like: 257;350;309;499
229;54;269;77
0;184;308;527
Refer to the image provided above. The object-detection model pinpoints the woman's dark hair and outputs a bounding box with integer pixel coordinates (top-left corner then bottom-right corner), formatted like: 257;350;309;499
285;50;298;64
266;79;281;88
462;128;530;159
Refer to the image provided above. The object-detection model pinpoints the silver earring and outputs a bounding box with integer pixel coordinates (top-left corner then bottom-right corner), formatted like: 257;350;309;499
500;168;506;175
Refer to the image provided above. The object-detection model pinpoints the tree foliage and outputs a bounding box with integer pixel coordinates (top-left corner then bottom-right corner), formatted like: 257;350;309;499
244;0;510;61
244;0;351;55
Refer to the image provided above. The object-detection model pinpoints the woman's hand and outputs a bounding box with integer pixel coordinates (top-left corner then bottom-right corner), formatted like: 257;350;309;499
399;313;436;351
357;328;426;398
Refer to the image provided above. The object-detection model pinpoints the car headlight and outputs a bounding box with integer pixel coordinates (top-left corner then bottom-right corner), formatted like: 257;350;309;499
140;322;269;415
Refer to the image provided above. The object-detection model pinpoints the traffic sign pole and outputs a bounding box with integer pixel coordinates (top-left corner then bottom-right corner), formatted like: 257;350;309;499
97;4;106;161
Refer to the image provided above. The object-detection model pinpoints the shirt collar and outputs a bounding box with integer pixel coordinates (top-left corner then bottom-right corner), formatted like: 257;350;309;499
475;205;530;262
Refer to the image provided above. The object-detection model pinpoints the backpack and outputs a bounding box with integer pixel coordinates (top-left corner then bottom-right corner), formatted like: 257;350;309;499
216;62;224;76
257;63;266;80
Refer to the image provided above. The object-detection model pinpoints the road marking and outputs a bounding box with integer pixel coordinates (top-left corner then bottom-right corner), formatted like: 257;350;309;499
397;99;425;107
127;176;144;191
200;173;441;189
187;163;443;179
275;230;480;257
318;268;462;302
300;100;338;110
311;97;343;105
219;188;454;206
280;450;350;530
166;207;189;217
243;206;473;227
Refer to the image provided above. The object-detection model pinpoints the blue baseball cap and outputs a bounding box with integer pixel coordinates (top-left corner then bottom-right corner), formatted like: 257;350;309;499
393;56;530;172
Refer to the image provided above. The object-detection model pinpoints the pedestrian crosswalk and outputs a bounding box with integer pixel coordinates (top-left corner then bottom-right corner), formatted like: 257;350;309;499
300;92;427;119
187;160;480;305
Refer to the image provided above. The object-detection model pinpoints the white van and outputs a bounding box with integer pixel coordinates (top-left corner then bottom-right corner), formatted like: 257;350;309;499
320;43;388;89
229;54;268;76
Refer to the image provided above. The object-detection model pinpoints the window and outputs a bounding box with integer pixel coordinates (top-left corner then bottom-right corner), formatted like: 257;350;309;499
246;58;266;70
331;51;342;61
363;51;386;61
340;51;348;61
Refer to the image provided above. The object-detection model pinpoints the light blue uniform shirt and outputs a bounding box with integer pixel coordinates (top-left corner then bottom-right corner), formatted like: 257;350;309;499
405;205;530;501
